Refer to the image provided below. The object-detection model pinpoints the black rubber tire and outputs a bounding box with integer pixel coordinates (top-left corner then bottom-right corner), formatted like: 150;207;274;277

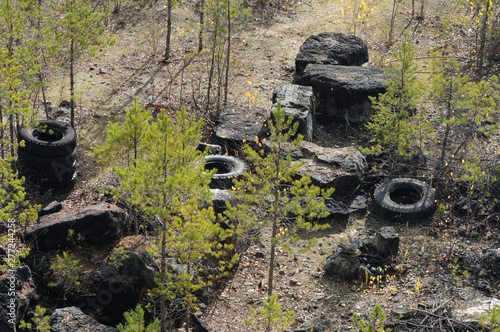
39;173;77;195
373;178;437;222
18;120;77;157
18;147;77;171
20;161;76;184
205;155;246;189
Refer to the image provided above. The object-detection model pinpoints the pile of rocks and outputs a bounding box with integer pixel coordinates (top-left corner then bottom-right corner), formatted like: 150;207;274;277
324;226;400;281
295;32;388;124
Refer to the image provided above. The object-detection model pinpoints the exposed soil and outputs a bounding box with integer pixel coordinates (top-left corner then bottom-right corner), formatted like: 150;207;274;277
24;0;500;330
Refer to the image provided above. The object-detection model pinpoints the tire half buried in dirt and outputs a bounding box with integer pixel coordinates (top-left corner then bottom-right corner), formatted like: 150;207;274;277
373;178;437;222
205;155;246;189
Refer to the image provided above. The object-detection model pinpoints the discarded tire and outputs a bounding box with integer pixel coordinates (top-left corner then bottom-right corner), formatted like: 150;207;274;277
18;148;77;171
373;178;436;222
23;161;77;183
18;120;76;157
205;155;246;189
18;120;77;195
38;173;78;196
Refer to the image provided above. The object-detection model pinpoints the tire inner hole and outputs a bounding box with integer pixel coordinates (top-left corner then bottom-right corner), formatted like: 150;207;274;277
33;129;63;142
205;161;231;174
390;187;421;204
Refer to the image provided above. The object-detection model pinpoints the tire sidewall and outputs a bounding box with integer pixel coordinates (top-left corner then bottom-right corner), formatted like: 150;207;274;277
19;121;77;157
205;155;246;189
373;178;436;221
18;148;77;171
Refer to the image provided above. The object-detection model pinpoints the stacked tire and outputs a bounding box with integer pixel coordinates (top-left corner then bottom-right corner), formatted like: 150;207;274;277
18;120;77;195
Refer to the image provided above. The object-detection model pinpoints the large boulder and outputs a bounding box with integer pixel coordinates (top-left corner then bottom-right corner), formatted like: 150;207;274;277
24;203;127;251
295;32;368;78
0;266;38;330
296;142;367;193
49;306;117;332
272;83;314;141
214;105;270;152
302;64;389;123
78;249;157;326
301;64;388;123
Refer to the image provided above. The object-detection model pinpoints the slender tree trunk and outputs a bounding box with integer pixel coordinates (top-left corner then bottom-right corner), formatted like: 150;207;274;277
0;105;4;159
419;0;424;18
439;75;453;170
160;218;167;332
216;42;222;112
268;216;277;298
70;39;75;128
164;0;172;62
388;0;398;45
268;143;281;298
9;114;15;157
152;0;156;56
224;0;230;107
206;24;218;113
477;0;490;73
39;71;50;120
198;0;204;52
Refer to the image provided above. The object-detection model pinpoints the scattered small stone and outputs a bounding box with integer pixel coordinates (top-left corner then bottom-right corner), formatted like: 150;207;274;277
254;251;265;259
38;200;62;218
392;307;415;319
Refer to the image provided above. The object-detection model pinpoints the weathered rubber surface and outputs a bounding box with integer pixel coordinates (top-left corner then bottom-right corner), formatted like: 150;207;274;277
373;178;437;222
205;155;246;189
21;161;77;184
18;121;77;157
18;147;77;171
39;173;77;195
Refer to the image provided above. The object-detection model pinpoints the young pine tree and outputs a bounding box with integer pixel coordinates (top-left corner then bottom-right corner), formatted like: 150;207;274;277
117;304;160;332
245;294;295;332
95;97;152;169
226;103;332;299
0;48;35;158
108;107;233;332
50;0;113;128
363;34;429;165
430;56;498;195
0;156;38;266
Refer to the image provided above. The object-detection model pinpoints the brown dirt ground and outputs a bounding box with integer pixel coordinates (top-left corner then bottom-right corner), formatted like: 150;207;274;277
29;0;500;330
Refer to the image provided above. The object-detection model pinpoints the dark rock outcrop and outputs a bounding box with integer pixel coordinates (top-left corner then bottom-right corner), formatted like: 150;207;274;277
324;242;362;280
296;142;367;192
272;83;314;141
375;226;400;257
0;266;38;330
323;195;368;217
37;200;63;218
214;106;270;152
49;306;117;332
480;249;500;276
324;228;399;281
295;32;368;78
24;203;127;251
78;250;157;326
301;64;388;123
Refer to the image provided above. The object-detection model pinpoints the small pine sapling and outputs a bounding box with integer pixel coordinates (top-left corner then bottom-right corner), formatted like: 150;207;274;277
226;102;332;298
